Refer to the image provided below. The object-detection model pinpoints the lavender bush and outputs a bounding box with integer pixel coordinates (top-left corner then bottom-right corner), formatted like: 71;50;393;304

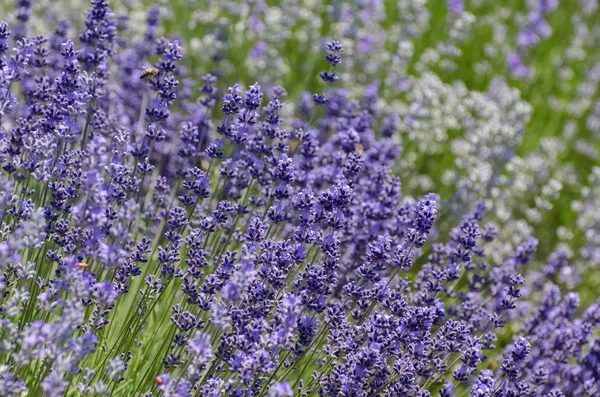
0;1;599;396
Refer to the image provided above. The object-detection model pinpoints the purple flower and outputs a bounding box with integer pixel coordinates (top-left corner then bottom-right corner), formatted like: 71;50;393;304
0;371;27;396
0;2;598;396
507;53;532;79
268;382;294;397
448;0;464;14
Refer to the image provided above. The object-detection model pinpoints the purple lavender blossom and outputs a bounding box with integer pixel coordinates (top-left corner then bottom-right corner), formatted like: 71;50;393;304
0;1;597;396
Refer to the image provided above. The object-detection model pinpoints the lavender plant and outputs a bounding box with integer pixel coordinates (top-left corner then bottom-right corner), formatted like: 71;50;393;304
0;1;599;397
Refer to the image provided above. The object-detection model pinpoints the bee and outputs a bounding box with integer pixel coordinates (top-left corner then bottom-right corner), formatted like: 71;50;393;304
288;138;299;154
354;143;364;154
199;158;211;172
76;263;89;269
140;67;159;80
154;377;164;386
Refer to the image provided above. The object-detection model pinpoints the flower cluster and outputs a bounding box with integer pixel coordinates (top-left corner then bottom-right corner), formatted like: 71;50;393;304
0;1;599;397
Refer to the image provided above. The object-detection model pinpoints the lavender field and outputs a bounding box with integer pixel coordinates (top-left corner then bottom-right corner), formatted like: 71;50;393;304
0;0;599;396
